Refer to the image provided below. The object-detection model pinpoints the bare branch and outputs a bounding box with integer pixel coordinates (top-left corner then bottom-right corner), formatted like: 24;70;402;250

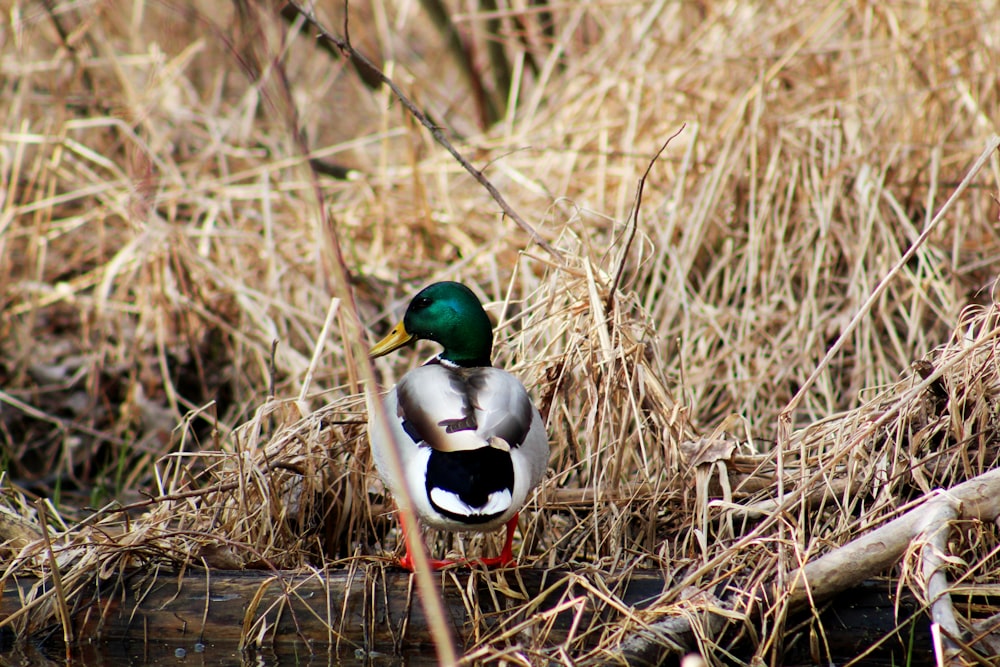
289;1;564;264
606;125;685;315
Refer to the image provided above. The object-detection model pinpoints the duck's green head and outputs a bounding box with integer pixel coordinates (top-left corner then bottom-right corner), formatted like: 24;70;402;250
369;281;494;367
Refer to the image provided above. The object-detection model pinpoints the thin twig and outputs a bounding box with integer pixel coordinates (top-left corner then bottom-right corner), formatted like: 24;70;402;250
279;4;461;664
269;339;279;399
778;134;1000;436
289;0;564;264
297;297;341;412
35;500;73;656
606;125;685;315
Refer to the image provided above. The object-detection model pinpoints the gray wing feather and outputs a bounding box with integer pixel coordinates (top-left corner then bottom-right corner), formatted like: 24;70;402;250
466;368;534;447
395;365;536;451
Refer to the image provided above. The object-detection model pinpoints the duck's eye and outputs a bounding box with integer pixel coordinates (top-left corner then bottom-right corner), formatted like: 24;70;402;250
412;297;432;310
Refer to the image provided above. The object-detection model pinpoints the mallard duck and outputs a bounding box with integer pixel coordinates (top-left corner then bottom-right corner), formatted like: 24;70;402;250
368;281;549;570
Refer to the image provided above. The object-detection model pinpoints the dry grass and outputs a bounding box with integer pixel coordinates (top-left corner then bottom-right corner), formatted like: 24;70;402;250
2;0;1000;663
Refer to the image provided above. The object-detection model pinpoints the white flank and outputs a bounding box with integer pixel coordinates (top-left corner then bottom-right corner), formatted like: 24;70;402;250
430;488;512;517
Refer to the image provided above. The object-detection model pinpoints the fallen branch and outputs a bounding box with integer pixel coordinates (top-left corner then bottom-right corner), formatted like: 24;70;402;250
919;501;963;665
783;466;1000;609
7;566;991;665
0;566;666;647
609;466;1000;665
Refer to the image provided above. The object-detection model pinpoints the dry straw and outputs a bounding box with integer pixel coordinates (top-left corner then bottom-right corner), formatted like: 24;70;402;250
2;0;1000;664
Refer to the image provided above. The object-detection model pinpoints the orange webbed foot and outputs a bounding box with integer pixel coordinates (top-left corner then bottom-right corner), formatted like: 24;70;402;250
474;513;519;569
395;512;521;571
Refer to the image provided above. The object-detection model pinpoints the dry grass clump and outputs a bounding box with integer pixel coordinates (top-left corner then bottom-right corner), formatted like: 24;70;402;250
3;0;1000;663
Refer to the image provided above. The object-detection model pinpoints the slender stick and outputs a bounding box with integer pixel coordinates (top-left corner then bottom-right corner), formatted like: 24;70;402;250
297;297;341;412
606;125;685;316
36;500;74;658
778;135;1000;433
289;0;564;265
280;4;462;663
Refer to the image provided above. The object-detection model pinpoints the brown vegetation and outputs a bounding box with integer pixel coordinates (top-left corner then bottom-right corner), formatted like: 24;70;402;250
2;1;1000;664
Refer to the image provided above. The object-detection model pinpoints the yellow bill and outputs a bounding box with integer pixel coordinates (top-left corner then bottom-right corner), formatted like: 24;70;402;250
369;321;415;358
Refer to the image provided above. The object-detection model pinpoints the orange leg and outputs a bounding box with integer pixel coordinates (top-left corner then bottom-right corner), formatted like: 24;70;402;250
475;513;518;568
396;511;456;571
395;512;520;571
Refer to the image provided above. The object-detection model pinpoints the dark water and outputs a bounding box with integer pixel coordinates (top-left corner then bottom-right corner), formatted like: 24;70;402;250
1;641;442;666
0;640;932;666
